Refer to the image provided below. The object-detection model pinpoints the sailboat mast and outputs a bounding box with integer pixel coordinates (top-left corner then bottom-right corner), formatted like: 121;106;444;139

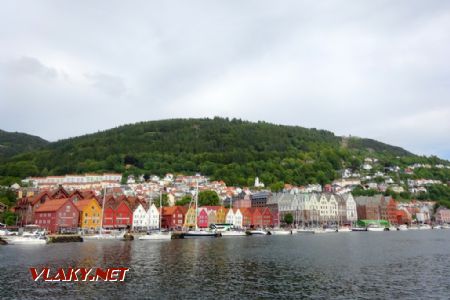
159;189;162;232
195;180;198;230
100;186;106;232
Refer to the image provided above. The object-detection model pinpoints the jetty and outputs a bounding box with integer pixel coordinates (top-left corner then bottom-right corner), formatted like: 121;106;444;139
47;235;83;243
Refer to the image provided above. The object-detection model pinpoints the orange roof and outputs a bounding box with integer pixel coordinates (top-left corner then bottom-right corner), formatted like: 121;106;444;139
74;199;97;211
35;199;70;212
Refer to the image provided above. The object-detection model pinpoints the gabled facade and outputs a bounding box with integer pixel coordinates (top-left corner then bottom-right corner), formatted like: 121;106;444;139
162;206;185;229
148;204;160;229
34;198;79;233
132;203;149;230
75;198;102;230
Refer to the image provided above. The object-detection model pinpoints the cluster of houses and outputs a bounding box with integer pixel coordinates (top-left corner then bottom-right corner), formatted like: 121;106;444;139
12;184;450;234
12;187;280;233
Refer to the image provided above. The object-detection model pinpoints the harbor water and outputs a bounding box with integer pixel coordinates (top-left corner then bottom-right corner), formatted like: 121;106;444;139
1;230;450;299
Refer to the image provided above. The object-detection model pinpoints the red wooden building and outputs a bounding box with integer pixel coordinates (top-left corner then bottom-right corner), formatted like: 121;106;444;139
34;198;79;233
161;206;185;229
102;198;133;229
197;208;209;228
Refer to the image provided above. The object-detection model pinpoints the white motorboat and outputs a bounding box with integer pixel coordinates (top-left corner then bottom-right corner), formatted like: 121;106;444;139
337;227;352;233
442;224;450;229
388;226;397;231
248;229;268;235
367;224;386;232
351;227;367;232
323;227;338;233
432;225;442;230
397;224;408;231
269;229;292;235
221;230;247;236
183;230;219;238
419;224;432;230
4;236;47;245
139;232;172;240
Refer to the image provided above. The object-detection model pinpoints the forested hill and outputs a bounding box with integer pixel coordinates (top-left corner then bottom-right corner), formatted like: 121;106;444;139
0;117;432;186
0;129;49;160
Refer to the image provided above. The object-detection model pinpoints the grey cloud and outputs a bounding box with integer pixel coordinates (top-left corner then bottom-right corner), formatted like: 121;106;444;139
85;73;127;97
0;1;449;159
4;56;58;80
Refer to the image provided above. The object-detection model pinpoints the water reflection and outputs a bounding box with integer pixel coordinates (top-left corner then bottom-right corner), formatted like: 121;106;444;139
1;231;450;299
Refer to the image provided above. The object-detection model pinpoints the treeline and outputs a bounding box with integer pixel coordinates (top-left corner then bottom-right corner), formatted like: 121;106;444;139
0;117;444;187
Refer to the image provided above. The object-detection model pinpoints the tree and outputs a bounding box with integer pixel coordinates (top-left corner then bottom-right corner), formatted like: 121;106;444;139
270;181;284;192
198;190;219;206
283;213;294;225
154;193;169;207
175;195;192;206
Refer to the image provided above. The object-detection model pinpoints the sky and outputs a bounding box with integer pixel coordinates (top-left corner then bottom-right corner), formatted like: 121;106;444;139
1;1;450;159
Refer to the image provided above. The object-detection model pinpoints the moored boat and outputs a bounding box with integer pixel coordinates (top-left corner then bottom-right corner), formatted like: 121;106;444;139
269;229;292;235
367;224;386;232
297;228;315;234
4;236;47;245
221;230;247;236
139;231;172;240
351;227;367;232
247;229;268;235
337;226;352;232
183;230;220;238
419;224;432;230
397;224;408;231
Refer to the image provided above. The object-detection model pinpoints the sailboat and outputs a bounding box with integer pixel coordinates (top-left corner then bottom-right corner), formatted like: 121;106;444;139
83;187;126;240
269;210;292;235
139;191;172;240
183;181;219;238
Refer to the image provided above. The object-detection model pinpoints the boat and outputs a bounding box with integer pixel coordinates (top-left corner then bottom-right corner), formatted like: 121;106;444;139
367;224;386;232
397;224;408;231
419;224;432;230
408;225;419;230
442;224;450;229
4;235;47;245
139;190;172;241
351;227;367;232
432;225;442;230
269;229;292;235
247;229;268;235
221;230;247;236
323;227;338;233
337;226;352;233
182;181;219;238
387;226;397;231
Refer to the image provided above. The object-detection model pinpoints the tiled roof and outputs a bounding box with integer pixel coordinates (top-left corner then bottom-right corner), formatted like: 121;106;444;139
35;198;70;212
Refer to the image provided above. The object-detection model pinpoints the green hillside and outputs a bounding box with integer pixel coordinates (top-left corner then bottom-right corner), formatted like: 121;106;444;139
0;118;440;186
0;129;49;160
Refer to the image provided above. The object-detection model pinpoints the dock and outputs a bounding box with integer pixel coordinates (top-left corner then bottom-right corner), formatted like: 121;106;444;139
47;235;83;243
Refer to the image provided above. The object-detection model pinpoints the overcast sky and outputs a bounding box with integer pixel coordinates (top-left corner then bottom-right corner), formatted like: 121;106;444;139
1;1;449;159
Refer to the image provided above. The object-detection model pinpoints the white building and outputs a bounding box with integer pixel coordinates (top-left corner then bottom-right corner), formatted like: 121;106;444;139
147;204;160;229
225;208;243;228
132;203;149;230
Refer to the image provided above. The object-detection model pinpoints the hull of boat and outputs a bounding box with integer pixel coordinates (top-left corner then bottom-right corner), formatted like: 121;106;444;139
5;237;47;245
247;230;268;235
269;230;292;235
221;231;247;236
83;234;125;240
367;227;385;232
139;233;172;240
397;225;408;231
297;229;315;234
183;231;219;238
338;228;352;232
352;227;367;232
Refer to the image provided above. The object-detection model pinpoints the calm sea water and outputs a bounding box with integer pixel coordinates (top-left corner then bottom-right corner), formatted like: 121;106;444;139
1;231;450;299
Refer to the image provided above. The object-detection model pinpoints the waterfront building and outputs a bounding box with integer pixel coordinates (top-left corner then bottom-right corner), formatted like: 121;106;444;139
225;208;243;228
161;206;185;229
75;198;102;231
251;191;271;207
102;197;133;229
198;207;209;228
435;207;450;224
240;208;252;227
34;198;79;233
147;204;160;229
132;203;149;230
355;195;383;220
